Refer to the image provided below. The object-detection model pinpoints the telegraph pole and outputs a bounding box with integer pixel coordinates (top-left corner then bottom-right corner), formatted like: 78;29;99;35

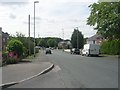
62;28;64;40
62;28;64;51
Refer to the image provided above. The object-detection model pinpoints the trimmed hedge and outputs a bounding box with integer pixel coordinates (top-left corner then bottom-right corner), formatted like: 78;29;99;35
100;40;120;55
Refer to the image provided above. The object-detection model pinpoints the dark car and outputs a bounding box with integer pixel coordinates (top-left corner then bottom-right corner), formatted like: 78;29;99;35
71;48;80;54
45;48;52;54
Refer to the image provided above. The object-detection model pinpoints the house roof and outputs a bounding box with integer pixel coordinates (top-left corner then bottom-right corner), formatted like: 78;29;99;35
87;34;103;41
2;32;9;38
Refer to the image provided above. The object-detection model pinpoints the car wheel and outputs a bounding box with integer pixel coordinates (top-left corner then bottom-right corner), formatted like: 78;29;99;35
86;53;89;56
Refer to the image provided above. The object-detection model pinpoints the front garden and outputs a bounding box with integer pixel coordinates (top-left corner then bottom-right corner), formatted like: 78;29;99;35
2;32;39;66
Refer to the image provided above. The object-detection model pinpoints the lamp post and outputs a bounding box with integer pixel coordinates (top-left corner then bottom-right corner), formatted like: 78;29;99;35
34;1;39;57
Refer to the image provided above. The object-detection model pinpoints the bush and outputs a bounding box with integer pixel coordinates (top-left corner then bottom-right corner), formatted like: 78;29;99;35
7;39;24;57
2;51;8;64
6;57;19;64
35;48;39;53
29;40;34;55
22;46;28;58
100;40;120;55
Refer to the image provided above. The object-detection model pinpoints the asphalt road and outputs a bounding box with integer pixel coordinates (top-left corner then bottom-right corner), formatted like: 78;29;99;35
9;50;118;88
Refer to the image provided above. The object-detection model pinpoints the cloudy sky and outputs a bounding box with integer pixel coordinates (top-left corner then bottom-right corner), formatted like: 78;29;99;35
0;0;98;39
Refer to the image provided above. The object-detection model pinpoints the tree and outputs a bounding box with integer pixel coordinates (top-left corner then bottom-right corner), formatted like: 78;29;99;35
47;39;57;47
87;1;120;39
9;32;34;56
38;39;47;47
37;37;62;48
71;28;84;49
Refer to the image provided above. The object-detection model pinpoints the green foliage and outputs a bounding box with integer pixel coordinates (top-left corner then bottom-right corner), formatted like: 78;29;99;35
47;39;57;47
35;48;39;53
87;1;120;39
6;57;18;64
37;37;62;48
100;40;120;55
71;29;84;49
2;51;8;63
38;38;48;47
10;32;34;56
22;46;28;58
7;39;24;56
29;40;34;55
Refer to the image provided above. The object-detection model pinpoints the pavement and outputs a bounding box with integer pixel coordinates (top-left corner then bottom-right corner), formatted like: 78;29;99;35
1;51;54;88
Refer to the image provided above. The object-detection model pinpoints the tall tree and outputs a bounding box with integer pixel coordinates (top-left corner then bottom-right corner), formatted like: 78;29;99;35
47;39;57;47
38;39;47;47
87;1;120;39
71;28;84;49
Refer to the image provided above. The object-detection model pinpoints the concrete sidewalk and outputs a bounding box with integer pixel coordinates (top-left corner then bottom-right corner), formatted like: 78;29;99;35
2;52;54;85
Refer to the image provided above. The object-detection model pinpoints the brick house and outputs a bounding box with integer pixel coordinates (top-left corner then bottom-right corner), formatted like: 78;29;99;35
58;40;72;49
0;27;9;51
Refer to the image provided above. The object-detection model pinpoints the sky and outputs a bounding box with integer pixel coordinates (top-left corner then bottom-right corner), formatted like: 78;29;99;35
0;0;98;40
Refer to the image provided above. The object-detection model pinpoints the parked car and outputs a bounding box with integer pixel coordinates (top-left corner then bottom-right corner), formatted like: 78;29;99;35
71;48;80;54
82;44;100;56
45;48;52;54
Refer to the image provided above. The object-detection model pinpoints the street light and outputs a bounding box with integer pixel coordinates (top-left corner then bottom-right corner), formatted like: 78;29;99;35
34;1;39;57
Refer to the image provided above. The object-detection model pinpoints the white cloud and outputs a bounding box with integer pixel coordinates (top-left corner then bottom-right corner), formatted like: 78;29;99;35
0;0;97;39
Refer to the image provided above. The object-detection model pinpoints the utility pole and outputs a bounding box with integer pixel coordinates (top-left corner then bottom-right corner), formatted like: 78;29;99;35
38;34;39;38
62;28;64;51
28;15;31;55
59;33;60;42
62;28;64;40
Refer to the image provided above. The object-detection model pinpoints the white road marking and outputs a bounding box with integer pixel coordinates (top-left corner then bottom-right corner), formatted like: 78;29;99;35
52;65;61;72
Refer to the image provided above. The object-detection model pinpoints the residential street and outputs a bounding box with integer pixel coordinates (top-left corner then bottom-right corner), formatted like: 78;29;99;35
8;50;118;88
1;0;120;89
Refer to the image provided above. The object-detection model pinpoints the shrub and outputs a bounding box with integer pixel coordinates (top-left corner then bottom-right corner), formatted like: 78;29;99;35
35;48;39;53
22;46;28;58
2;51;8;64
7;39;24;57
6;57;18;64
100;40;120;55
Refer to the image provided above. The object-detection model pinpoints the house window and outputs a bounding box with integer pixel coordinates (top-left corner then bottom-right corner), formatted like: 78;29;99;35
97;37;100;39
93;40;95;44
3;38;5;42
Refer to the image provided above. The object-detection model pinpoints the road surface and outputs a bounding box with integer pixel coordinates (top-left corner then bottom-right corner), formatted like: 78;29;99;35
9;50;118;88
